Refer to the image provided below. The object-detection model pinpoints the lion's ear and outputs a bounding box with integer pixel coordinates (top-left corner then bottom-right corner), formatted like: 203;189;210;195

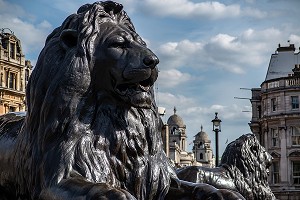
60;29;78;50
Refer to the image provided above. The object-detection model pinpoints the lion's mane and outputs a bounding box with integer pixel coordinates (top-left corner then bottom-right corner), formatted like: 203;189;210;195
220;134;275;199
14;2;174;199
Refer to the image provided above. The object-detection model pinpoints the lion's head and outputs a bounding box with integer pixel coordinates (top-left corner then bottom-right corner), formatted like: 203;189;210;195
15;2;172;199
30;1;158;110
90;8;159;109
221;134;275;200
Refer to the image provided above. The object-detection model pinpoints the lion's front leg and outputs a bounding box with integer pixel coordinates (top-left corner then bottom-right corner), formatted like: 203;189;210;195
39;177;136;200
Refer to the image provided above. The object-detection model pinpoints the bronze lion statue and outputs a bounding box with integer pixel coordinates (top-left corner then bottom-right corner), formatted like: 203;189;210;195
177;134;276;200
0;1;247;200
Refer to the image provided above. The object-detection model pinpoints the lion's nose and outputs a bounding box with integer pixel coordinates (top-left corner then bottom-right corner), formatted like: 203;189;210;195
143;54;159;69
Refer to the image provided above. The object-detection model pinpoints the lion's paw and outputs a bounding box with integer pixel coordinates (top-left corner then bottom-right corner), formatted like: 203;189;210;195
87;183;136;200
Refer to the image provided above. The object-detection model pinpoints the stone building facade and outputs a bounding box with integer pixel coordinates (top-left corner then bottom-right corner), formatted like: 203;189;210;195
249;44;300;199
0;28;32;114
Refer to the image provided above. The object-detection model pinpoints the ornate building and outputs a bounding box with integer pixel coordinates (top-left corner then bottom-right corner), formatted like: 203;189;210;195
0;28;32;114
193;125;214;168
160;107;214;168
249;44;300;199
166;107;195;167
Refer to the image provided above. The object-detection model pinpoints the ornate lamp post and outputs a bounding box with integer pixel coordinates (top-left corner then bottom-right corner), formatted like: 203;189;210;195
212;112;221;167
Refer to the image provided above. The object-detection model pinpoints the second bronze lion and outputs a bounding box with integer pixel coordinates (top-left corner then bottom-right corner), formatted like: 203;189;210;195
177;134;276;200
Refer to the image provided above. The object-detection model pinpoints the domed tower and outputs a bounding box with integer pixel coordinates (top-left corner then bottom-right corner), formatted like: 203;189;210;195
193;125;214;167
167;107;187;151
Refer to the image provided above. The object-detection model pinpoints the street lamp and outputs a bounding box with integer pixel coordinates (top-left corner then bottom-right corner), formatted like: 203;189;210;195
212;112;221;167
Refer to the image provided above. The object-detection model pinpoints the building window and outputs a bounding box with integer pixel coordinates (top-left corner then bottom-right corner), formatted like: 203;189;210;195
268;81;279;88
2;40;8;49
10;43;15;59
271;128;279;147
200;153;203;160
293;161;300;184
5;71;9;87
25;69;30;83
171;127;181;135
291;126;300;146
258;105;262;118
8;106;15;113
291;96;299;109
271;98;277;111
9;72;14;89
198;142;204;148
5;71;17;90
272;162;280;184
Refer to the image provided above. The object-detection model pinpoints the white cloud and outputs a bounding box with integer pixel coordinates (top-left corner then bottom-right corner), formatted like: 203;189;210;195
156;27;285;75
157;40;203;69
289;34;300;47
245;0;255;3
139;0;265;20
243;7;267;18
37;20;52;30
205;31;273;73
157;91;251;123
157;92;196;109
143;0;240;19
210;34;238;50
0;1;52;59
157;69;193;88
182;104;251;121
240;28;281;42
0;0;26;18
211;104;226;111
159;40;204;56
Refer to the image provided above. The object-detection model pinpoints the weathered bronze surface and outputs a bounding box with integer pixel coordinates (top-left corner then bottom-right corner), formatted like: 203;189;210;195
177;134;276;200
0;1;274;199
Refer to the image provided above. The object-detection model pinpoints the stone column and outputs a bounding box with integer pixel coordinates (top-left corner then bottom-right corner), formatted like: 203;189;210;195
280;126;288;183
16;72;20;91
0;72;3;87
164;124;169;157
264;128;269;150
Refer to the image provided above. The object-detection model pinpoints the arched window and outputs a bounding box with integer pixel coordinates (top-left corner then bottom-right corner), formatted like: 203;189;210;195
200;153;203;160
171;127;176;134
198;142;203;148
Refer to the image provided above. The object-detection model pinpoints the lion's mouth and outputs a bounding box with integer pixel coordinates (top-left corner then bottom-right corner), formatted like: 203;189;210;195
115;76;153;95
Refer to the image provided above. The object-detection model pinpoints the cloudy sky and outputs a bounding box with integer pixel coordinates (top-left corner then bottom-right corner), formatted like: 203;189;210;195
1;0;300;155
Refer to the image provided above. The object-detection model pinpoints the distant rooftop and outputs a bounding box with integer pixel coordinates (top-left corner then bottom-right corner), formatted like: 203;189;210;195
265;44;300;81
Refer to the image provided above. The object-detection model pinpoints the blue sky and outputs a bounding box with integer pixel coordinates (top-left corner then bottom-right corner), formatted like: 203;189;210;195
1;0;300;155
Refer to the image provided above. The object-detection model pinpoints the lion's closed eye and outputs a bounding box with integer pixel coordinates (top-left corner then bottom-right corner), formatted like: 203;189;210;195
108;36;127;48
